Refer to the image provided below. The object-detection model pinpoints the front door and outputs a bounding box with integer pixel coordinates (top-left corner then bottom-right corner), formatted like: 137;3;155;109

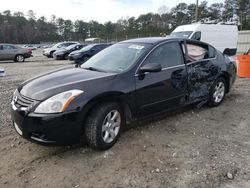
0;45;4;60
2;45;17;60
135;41;188;117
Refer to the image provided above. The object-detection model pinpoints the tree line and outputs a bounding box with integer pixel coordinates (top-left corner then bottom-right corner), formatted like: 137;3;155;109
0;0;249;44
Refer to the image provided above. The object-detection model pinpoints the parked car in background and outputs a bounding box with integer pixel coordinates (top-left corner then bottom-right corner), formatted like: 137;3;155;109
68;43;111;63
53;44;87;60
0;44;32;62
11;37;236;150
43;42;79;58
22;45;38;50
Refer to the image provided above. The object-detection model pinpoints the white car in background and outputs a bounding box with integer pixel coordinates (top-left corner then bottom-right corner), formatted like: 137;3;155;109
42;42;79;58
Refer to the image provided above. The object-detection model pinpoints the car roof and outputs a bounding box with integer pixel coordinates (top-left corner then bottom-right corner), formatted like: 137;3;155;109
120;37;214;49
120;37;182;45
0;43;15;45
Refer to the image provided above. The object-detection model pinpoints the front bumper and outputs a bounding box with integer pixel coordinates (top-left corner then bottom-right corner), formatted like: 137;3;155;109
11;104;83;146
53;54;64;60
42;51;50;57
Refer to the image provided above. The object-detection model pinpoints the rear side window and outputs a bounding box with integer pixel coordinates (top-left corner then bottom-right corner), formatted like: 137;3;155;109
208;45;216;58
144;42;183;68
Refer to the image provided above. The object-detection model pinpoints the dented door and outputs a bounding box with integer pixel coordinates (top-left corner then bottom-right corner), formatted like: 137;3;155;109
184;41;219;102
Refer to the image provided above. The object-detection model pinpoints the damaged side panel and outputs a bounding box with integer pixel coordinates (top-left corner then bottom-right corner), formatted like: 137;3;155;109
186;59;220;102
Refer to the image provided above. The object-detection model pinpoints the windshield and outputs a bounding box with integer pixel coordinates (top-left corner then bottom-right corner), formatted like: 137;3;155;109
81;43;151;73
170;31;193;38
66;44;77;50
79;44;95;51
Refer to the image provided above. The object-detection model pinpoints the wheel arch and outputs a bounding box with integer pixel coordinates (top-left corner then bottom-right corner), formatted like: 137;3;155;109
218;71;230;93
80;92;133;128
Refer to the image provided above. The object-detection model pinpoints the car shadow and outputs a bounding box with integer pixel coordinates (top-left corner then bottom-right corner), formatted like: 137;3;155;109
0;60;15;64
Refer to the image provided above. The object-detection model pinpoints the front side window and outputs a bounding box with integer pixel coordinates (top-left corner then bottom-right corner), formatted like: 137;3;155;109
191;31;201;41
80;44;95;52
144;42;183;68
3;45;16;50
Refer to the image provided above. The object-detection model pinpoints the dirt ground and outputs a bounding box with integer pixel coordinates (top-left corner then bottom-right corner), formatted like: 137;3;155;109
0;49;250;188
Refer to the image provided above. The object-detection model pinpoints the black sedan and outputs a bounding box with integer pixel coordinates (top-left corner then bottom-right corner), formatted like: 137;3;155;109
68;43;110;63
53;44;86;60
11;37;236;150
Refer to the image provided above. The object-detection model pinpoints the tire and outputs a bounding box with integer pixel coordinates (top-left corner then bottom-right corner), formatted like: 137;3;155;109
63;53;69;60
49;51;55;58
14;54;25;62
208;77;227;107
82;55;90;62
85;102;123;150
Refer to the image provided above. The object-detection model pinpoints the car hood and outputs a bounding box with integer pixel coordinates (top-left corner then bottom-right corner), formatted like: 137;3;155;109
19;68;117;100
54;49;66;54
69;50;81;56
44;46;59;52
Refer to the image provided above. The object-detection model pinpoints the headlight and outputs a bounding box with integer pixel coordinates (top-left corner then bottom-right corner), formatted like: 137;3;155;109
34;90;83;113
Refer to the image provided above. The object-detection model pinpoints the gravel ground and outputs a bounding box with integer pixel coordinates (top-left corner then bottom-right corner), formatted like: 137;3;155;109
0;49;250;188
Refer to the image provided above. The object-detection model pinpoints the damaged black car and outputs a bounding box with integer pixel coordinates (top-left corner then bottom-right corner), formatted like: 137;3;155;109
11;37;237;150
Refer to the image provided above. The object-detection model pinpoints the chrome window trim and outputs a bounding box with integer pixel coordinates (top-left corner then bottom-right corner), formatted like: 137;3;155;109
135;64;185;77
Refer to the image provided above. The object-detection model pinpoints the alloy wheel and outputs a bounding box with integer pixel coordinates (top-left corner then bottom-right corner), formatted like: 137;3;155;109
213;81;225;103
101;110;121;144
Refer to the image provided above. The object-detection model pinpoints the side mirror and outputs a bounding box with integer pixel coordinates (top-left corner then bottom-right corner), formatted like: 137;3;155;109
139;63;162;74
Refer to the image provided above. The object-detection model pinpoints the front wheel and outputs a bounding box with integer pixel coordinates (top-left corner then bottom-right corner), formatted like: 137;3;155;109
82;56;89;62
208;78;226;107
85;102;123;150
63;53;69;60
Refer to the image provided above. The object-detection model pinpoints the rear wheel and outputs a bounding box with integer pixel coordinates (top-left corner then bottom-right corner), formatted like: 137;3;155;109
14;54;25;62
208;78;226;107
85;102;123;150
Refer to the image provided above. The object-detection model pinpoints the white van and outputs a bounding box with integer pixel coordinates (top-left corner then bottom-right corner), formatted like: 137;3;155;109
170;23;238;56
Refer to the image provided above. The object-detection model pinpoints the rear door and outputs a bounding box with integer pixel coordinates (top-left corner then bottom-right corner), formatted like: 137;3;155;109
184;41;218;102
135;41;188;117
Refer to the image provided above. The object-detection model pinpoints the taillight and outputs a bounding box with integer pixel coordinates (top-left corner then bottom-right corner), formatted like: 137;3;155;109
28;49;32;54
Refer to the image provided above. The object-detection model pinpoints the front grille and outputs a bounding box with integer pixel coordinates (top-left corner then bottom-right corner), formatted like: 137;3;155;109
15;92;35;108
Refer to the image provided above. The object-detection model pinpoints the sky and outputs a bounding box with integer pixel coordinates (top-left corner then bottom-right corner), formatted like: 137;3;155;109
0;0;224;23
